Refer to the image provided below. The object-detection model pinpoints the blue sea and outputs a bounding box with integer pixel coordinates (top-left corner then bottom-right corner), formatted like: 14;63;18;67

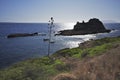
0;23;120;69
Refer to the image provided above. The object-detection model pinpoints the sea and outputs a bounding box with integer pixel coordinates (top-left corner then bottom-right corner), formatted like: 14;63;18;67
0;23;120;69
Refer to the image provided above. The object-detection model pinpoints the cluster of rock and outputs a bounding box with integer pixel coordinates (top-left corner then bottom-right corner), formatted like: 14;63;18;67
59;18;111;35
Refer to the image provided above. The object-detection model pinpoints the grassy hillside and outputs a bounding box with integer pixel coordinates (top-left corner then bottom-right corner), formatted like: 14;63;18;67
0;36;120;80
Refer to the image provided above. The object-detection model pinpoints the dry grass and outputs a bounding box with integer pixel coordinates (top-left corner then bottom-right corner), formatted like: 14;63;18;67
53;73;77;80
53;43;120;80
75;43;120;80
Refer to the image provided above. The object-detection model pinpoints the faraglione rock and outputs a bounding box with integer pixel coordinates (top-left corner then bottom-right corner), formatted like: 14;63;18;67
58;18;111;35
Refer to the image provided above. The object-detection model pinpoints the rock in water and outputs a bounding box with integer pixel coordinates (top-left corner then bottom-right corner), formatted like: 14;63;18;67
59;18;111;35
74;18;106;31
7;32;39;38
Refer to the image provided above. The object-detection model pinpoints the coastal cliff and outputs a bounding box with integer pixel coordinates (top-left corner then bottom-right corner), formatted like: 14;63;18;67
59;18;111;35
0;36;120;80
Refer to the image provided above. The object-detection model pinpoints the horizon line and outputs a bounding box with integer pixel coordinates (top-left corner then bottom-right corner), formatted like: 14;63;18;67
0;21;119;24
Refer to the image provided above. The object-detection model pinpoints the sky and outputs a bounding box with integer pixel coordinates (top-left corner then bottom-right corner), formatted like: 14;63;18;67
0;0;120;23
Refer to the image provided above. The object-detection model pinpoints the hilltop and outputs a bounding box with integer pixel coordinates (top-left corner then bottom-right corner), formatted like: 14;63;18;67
0;36;120;80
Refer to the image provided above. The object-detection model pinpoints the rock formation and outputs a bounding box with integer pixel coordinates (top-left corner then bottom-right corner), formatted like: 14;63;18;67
59;18;111;35
7;32;46;38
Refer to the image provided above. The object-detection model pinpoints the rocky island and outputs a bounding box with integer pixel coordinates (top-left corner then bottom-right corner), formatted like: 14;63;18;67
7;32;46;38
59;18;111;35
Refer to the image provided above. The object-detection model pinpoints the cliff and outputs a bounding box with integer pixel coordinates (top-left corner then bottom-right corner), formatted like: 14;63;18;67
59;18;111;35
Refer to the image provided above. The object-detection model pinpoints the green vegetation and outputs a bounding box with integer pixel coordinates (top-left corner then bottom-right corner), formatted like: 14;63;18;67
0;57;67;80
0;36;120;80
53;37;120;59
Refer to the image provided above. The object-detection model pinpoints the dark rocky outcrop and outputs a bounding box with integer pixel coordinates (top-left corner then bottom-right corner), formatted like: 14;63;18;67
7;32;46;38
59;18;111;35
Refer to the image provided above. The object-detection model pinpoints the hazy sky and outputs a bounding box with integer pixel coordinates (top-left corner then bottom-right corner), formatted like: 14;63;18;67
0;0;120;23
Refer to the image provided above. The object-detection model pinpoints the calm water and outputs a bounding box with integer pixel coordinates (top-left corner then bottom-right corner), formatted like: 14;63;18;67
0;23;120;69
